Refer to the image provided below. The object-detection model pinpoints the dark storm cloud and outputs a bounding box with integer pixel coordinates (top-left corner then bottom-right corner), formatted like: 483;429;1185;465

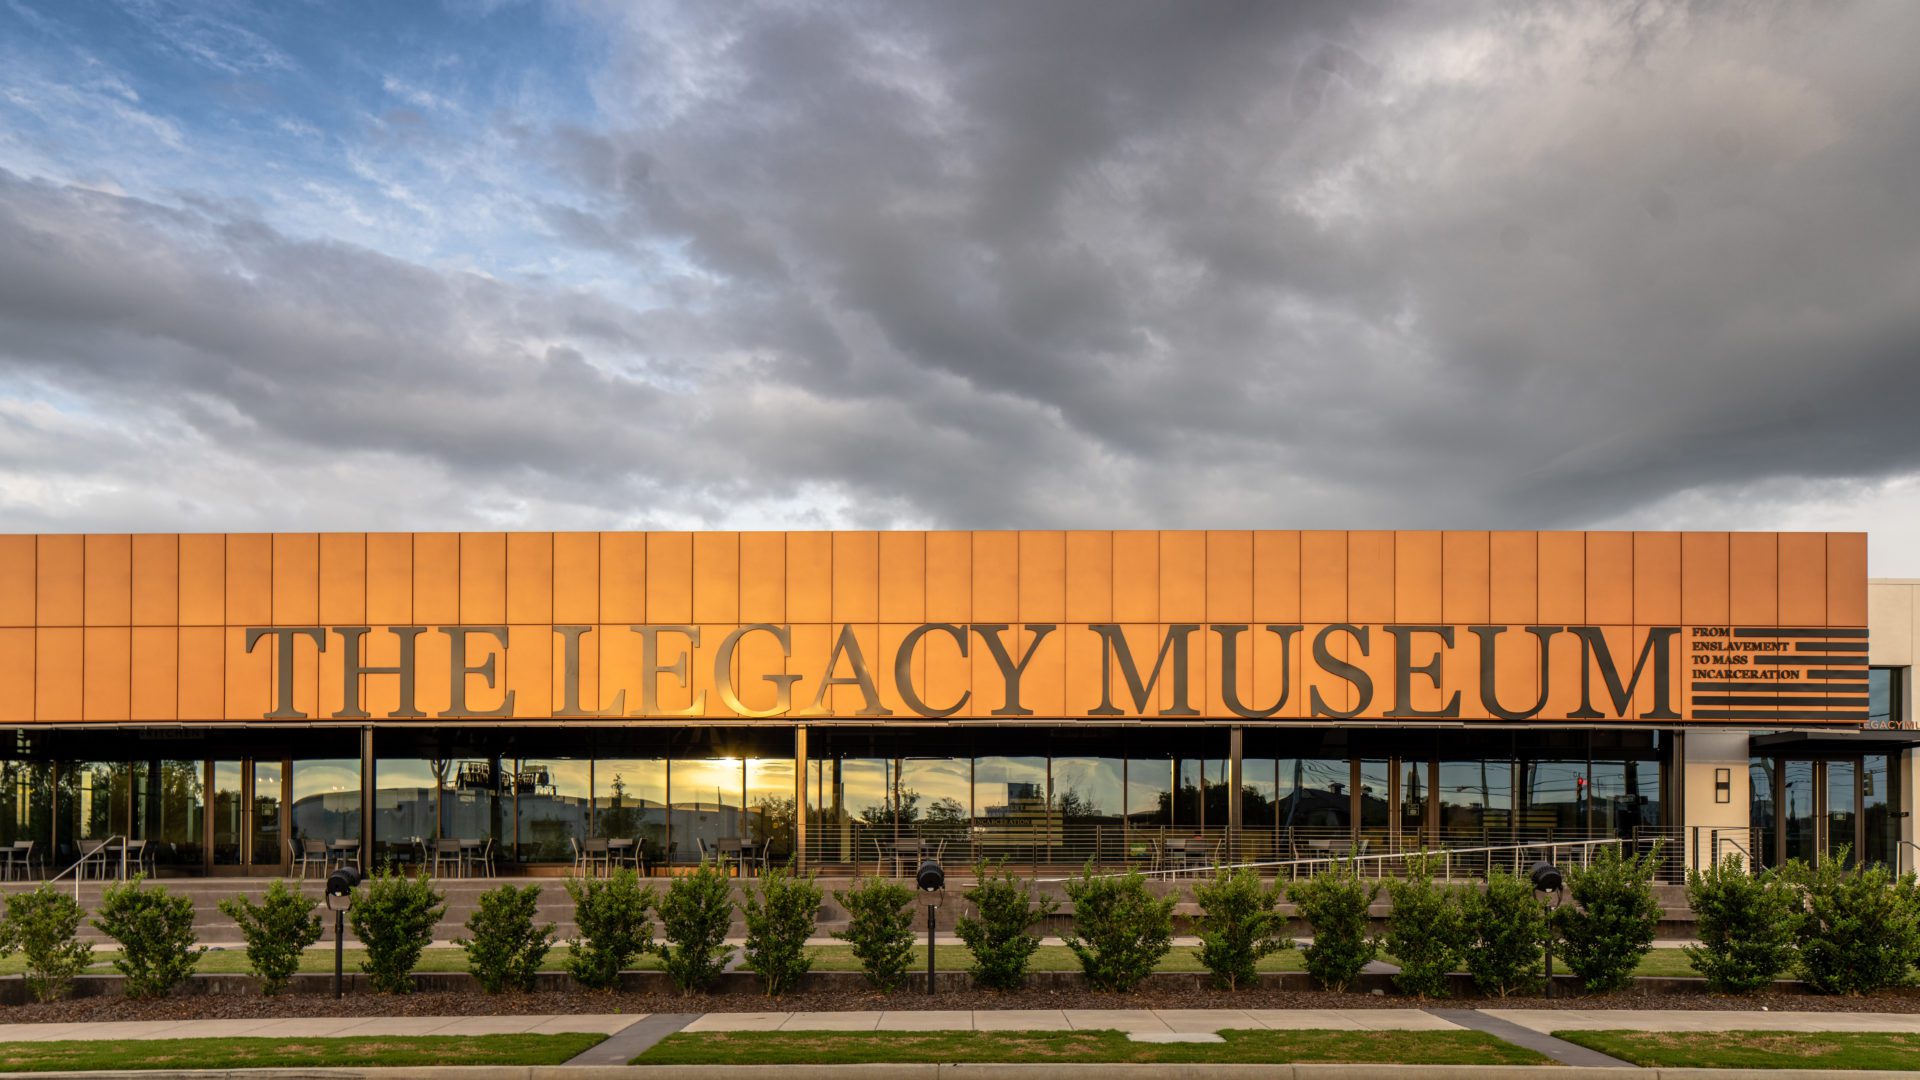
1;0;1918;533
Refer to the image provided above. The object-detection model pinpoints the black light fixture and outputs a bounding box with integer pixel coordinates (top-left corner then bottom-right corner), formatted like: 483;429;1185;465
1529;860;1563;998
325;867;360;999
917;860;944;996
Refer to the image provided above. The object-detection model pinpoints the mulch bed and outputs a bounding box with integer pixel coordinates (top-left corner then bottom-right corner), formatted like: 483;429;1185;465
7;985;1920;1024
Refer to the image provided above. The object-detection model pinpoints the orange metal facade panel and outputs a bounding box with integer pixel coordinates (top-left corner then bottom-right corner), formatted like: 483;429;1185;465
874;623;918;717
1536;532;1585;624
224;626;271;721
288;629;320;721
131;534;179;626
1111;532;1159;622
1828;532;1868;625
1489;532;1538;625
505;533;553;625
179;534;226;626
552;533;599;625
1006;624;1064;717
365;533;413;625
318;627;347;721
1252;531;1301;623
318;534;366;625
739;532;787;623
0;536;33;626
505;626;551;719
1487;626;1546;722
1063;622;1104;718
35;627;80;721
1395;531;1443;623
1680;533;1730;625
1584;532;1633;625
411;533;460;626
553;625;597;716
1778;533;1827;626
692;532;740;624
224;534;271;626
1017;531;1066;623
1633;532;1681;625
1204;532;1252;624
130;627;177;721
1065;531;1112;622
599;533;647;624
177;627;223;720
1249;624;1303;719
1441;532;1490;624
83;535;131;626
1299;532;1346;623
922;617;972;717
459;533;507;624
1159;531;1206;622
1729;533;1779;625
0;628;31;721
923;532;971;623
270;534;319;625
830;532;878;624
1348;624;1401;719
971;532;1017;623
1347;531;1395;623
878;532;926;623
786;533;832;623
1542;625;1593;721
36;535;82;627
413;628;454;718
786;623;833;717
683;622;728;716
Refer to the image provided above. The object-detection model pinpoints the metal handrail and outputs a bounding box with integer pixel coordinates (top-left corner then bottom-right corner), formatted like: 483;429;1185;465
1899;839;1920;877
46;835;129;899
1039;836;1633;884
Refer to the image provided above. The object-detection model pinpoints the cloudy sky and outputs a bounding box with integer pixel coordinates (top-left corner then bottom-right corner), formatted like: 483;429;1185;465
2;1;1918;569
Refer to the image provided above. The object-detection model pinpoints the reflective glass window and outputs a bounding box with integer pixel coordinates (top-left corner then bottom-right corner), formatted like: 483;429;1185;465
442;757;508;853
1438;760;1512;842
1521;760;1586;839
1781;759;1816;863
974;755;1047;861
1870;668;1901;726
1357;759;1391;846
1125;755;1173;827
212;762;244;866
1277;758;1350;838
251;760;283;868
745;757;796;861
671;757;744;863
1240;758;1279;857
1749;757;1776;868
1864;753;1897;868
373;758;437;865
595;758;666;851
148;760;205;869
514;757;588;864
290;758;361;848
1052;755;1124;863
0;760;52;850
60;761;130;862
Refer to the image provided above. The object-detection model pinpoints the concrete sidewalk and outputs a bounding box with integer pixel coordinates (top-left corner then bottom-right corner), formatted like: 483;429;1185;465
0;1014;643;1042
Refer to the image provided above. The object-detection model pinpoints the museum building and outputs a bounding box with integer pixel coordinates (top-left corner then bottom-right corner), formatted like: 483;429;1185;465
0;530;1909;878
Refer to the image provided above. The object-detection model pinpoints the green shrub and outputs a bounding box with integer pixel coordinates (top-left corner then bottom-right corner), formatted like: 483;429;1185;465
955;860;1057;991
1460;869;1548;998
1192;865;1289;991
457;883;555;994
564;869;656;990
741;860;822;997
1790;851;1920;995
1288;859;1380;992
92;875;206;998
0;885;94;1001
348;868;447;994
1384;852;1463;998
1551;843;1663;994
657;858;735;994
1683;855;1800;994
1061;863;1175;992
219;881;323;996
834;876;918;992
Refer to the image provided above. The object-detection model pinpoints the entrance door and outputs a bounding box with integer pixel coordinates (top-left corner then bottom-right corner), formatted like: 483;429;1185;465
1775;759;1863;867
1827;760;1858;866
1781;760;1817;864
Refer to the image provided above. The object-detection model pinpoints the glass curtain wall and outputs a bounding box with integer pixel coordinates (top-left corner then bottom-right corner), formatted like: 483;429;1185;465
373;758;438;867
0;759;52;852
1864;753;1897;869
251;761;283;870
290;759;361;851
441;756;507;854
669;758;744;862
744;758;796;862
595;758;667;855
515;758;588;865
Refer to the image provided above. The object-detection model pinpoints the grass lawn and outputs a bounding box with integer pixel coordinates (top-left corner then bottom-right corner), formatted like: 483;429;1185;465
805;943;1304;973
0;1034;604;1072
1556;1030;1920;1070
637;1029;1546;1066
1630;949;1703;979
0;947;660;977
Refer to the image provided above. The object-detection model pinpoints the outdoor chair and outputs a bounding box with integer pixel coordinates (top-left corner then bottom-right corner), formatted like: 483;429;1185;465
433;838;465;878
3;840;39;880
582;836;611;877
294;838;327;879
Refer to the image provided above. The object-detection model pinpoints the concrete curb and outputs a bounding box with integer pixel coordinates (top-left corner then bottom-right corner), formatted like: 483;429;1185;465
11;1060;1920;1068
